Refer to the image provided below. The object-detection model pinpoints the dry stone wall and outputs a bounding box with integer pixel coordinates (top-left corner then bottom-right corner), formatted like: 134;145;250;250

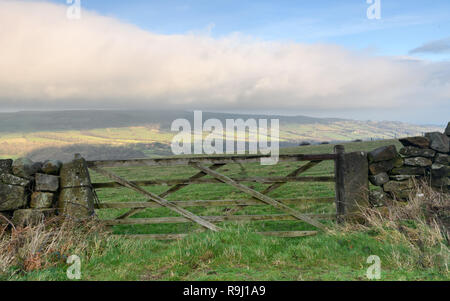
368;122;450;204
0;155;95;227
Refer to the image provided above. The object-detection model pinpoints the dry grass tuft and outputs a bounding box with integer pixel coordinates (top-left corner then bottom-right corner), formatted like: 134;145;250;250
0;216;108;277
336;181;449;272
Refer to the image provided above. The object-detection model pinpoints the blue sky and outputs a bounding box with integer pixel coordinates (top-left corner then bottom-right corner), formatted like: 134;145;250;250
57;0;450;60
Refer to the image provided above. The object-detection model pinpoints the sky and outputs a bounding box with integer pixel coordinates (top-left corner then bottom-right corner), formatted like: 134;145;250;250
0;0;449;125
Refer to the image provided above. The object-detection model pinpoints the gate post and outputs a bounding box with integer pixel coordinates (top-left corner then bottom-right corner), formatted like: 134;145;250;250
334;145;346;222
58;154;95;219
334;146;370;221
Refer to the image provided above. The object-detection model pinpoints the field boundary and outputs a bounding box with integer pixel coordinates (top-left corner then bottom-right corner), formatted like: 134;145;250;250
87;145;368;239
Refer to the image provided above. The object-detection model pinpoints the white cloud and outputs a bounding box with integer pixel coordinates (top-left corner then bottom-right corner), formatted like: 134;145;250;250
0;0;449;113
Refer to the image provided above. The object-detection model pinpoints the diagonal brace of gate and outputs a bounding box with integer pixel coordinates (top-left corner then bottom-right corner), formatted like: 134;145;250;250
90;166;221;232
191;163;327;231
225;160;322;216
262;160;322;195
117;163;226;219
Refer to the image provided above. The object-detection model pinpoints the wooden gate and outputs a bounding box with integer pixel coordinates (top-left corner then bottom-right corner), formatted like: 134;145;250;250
87;146;349;240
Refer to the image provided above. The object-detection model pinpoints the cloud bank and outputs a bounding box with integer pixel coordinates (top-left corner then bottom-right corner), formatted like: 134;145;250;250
0;0;449;114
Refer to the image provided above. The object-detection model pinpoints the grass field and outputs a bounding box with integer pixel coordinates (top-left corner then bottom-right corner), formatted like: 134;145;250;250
2;139;449;281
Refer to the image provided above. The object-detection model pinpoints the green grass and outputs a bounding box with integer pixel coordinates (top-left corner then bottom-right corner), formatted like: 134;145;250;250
9;226;446;281
4;139;448;281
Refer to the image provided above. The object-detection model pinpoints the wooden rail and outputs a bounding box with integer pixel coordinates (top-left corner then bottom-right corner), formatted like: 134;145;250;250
87;153;337;168
103;214;335;226
95;197;335;209
114;231;319;240
92;176;335;189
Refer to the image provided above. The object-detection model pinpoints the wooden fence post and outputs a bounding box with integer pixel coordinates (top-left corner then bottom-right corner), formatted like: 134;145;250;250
334;145;345;222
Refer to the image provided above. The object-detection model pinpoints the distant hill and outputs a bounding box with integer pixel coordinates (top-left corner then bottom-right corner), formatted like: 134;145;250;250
0;110;343;133
25;144;148;162
0;110;443;159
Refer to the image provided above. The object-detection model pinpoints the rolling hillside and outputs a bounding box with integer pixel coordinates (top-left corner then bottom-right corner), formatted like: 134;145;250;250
0;110;443;159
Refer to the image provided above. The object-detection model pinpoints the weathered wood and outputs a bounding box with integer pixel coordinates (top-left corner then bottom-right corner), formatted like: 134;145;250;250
116;163;226;219
87;153;337;168
115;231;318;240
90;166;221;232
95;197;335;209
115;233;188;240
258;231;318;238
334;145;345;220
92;175;335;189
190;163;327;230
103;213;335;225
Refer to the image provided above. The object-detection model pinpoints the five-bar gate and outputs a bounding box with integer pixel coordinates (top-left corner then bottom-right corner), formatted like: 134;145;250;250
87;147;348;240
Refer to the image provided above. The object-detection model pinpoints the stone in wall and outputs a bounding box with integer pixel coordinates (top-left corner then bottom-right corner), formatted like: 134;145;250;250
390;166;427;176
35;173;59;192
390;175;415;181
431;164;449;178
0;159;13;174
369;190;389;207
430;163;449;191
392;156;404;167
369;172;389;186
383;180;415;200
425;132;450;153
0;173;30;211
41;160;62;175
434;153;449;165
12;158;41;179
11;209;46;227
368;145;398;163
0;184;28;211
399;146;435;158
404;157;432;167
369;156;403;175
30;192;54;209
399;136;430;149
369;160;394;175
0;174;31;187
445;122;450;137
